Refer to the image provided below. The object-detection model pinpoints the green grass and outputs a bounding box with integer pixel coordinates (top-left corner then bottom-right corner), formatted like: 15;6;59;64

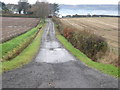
0;20;44;60
56;33;120;78
1;26;44;73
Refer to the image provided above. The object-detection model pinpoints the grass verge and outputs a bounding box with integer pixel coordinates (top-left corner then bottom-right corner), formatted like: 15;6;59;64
56;32;119;78
1;25;44;73
0;20;44;61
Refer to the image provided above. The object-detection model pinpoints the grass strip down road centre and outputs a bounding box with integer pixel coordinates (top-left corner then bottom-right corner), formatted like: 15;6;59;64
56;33;119;78
1;25;44;73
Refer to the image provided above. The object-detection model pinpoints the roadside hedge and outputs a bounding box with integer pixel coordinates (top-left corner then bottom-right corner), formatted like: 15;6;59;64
53;17;108;61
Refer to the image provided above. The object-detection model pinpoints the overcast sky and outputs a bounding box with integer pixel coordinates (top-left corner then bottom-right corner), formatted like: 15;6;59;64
1;0;119;5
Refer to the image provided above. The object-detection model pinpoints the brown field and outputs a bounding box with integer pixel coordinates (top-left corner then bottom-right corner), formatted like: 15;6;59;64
61;17;118;53
60;17;119;66
0;17;40;42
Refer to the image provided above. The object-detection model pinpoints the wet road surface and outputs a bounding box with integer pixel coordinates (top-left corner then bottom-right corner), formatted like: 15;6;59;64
36;19;75;63
2;19;118;88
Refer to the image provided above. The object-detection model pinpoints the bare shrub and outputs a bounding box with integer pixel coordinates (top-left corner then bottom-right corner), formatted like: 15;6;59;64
63;26;108;61
53;17;108;62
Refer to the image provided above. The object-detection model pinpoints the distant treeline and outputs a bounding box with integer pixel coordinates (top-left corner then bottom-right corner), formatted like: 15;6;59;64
1;14;38;18
62;14;120;18
0;1;59;18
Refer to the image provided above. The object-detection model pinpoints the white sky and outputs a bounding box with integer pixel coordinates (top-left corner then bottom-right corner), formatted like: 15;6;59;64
1;0;119;5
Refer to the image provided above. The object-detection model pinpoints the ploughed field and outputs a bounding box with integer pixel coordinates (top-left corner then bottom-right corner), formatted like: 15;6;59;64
61;17;118;53
0;17;40;42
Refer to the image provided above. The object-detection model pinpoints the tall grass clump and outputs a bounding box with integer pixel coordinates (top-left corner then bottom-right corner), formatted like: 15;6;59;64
53;17;108;62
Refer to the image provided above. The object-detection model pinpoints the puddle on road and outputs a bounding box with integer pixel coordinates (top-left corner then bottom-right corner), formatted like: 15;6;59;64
35;19;76;64
42;41;60;49
35;41;75;63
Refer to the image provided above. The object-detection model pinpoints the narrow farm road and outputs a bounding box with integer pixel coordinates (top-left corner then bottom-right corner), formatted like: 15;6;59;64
2;19;118;88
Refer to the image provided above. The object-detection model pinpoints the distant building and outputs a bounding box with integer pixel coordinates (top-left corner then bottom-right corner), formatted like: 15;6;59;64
18;0;29;14
19;0;28;2
6;4;19;14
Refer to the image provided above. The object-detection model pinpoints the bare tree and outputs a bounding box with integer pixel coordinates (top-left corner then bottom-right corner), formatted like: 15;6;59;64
53;3;59;17
0;2;10;13
28;1;59;18
30;1;51;18
18;0;29;14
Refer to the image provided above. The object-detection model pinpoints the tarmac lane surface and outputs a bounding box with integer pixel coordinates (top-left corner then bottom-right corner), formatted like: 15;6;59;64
2;19;118;88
